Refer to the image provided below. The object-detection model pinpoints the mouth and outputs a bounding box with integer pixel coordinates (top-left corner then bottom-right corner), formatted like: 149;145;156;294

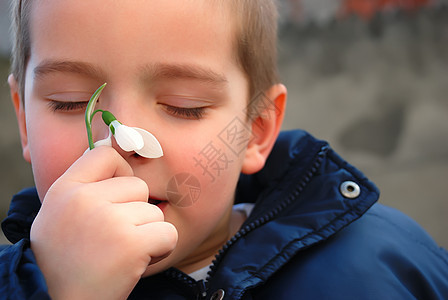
148;197;168;208
148;198;163;205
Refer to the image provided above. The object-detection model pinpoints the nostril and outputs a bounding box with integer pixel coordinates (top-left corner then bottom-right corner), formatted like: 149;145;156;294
132;152;143;158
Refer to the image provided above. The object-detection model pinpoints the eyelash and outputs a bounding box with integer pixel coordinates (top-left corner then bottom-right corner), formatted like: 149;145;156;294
164;105;205;120
48;101;88;112
48;101;206;120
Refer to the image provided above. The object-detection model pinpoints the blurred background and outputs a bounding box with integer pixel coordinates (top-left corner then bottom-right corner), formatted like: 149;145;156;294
0;0;447;247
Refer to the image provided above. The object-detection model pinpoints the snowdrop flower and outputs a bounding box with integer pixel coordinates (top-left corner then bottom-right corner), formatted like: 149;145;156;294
85;83;163;158
102;111;163;158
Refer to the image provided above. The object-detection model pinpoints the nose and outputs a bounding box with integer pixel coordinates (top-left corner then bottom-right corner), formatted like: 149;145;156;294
101;86;144;128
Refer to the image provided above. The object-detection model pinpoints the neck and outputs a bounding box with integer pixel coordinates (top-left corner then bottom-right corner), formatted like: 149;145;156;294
176;208;247;274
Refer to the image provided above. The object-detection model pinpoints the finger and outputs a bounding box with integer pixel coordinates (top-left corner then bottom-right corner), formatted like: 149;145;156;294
91;176;149;204
136;222;178;259
148;251;172;266
114;201;164;225
63;146;134;183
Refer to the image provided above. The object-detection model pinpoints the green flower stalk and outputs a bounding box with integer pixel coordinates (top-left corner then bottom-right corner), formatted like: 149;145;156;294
85;83;107;150
85;83;163;158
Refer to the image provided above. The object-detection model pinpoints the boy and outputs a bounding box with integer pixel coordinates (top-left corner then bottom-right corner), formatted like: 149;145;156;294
1;0;447;299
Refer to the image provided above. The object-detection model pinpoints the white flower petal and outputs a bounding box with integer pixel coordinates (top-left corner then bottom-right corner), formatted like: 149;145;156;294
111;120;144;152
83;131;113;154
93;130;113;147
133;127;164;158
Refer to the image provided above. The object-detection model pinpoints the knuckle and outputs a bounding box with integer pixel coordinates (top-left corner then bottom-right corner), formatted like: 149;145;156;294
149;204;165;221
159;222;178;249
70;185;98;207
94;144;116;156
133;178;149;199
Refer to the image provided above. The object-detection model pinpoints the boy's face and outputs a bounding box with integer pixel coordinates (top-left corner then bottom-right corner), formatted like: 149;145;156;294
16;0;258;274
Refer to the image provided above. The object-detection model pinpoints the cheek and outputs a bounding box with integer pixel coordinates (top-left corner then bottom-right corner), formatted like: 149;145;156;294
163;130;242;198
164;131;244;218
26;115;87;200
161;113;250;208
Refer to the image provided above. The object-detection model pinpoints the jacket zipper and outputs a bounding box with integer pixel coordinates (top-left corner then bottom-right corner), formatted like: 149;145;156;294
204;145;329;289
163;268;208;299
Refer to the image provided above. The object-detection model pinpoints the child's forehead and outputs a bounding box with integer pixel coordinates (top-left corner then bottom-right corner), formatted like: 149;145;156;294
27;0;241;76
28;0;238;51
29;0;234;22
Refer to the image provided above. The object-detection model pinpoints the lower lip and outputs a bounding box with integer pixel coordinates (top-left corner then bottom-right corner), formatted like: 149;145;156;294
155;201;168;212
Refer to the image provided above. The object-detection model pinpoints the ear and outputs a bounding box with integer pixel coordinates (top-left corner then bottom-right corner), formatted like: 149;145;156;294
8;74;31;163
241;84;287;174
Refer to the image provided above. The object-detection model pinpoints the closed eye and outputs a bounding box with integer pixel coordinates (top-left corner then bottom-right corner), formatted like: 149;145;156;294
163;105;206;120
47;101;89;112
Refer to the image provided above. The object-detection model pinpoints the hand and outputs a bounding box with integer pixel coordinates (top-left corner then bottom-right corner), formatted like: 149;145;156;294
30;147;178;299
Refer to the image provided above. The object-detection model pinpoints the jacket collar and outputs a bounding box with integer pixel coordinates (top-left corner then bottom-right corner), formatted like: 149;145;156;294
207;130;380;298
2;187;40;244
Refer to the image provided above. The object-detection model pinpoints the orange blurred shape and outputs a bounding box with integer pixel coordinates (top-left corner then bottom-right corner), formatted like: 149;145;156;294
340;0;433;20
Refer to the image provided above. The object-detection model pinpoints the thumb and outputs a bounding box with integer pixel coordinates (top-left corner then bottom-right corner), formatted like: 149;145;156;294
62;146;134;184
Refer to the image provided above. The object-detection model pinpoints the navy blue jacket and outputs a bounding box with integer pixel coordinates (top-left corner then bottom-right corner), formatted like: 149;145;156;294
1;130;447;299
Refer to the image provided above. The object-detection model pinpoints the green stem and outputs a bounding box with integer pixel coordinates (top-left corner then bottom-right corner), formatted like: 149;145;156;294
85;83;107;150
91;109;105;123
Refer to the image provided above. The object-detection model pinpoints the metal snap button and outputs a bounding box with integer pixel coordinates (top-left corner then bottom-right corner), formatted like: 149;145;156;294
340;181;361;199
210;289;225;300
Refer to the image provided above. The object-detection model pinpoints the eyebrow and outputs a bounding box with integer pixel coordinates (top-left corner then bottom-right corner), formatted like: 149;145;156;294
34;60;106;80
33;60;228;88
141;63;228;88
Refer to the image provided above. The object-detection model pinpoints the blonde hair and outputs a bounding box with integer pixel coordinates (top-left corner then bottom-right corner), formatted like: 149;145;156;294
10;0;32;101
10;0;279;108
227;0;280;102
